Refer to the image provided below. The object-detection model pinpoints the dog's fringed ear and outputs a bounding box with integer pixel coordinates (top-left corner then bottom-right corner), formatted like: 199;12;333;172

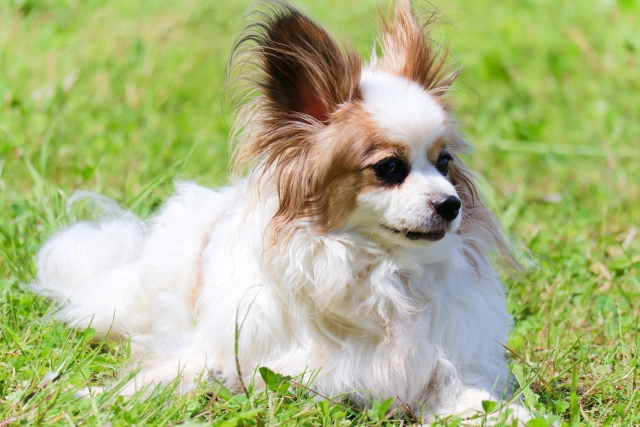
228;1;362;243
378;0;457;96
234;1;361;124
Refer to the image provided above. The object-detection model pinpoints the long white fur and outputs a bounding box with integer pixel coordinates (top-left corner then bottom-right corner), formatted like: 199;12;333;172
34;70;531;424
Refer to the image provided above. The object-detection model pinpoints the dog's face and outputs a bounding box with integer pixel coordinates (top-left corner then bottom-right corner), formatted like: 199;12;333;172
232;1;482;249
336;72;462;247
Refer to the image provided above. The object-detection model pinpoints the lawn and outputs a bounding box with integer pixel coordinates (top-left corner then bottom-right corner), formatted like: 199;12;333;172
1;0;639;425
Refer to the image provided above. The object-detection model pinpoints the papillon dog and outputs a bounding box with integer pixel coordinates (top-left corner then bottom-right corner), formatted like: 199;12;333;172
34;0;533;423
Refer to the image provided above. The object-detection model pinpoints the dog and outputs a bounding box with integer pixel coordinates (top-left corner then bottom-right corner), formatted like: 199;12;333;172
34;0;533;424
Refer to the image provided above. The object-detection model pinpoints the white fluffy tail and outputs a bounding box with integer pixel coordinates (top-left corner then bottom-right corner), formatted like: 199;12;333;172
33;193;147;339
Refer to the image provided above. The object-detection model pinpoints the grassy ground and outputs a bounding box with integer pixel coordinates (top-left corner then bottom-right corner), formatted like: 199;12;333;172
1;0;639;425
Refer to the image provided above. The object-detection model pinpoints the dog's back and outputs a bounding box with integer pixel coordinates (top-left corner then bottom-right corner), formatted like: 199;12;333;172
33;183;234;347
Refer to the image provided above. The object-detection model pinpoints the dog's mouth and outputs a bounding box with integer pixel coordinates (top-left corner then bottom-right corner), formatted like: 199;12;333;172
382;225;446;242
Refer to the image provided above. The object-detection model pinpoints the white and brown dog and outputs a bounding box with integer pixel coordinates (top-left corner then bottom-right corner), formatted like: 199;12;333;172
35;0;532;423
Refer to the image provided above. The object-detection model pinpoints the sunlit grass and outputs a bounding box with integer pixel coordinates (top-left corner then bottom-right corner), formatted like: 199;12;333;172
1;0;638;425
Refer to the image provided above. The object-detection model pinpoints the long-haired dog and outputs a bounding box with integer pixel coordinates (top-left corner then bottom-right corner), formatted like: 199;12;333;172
34;0;533;423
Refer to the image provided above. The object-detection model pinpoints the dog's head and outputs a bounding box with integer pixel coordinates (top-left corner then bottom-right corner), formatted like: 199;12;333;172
231;0;513;264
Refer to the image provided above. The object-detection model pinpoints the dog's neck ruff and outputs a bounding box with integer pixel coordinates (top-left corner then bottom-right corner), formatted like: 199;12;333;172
261;214;482;345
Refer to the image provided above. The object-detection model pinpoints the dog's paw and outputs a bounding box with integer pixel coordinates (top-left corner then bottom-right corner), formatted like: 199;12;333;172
447;403;529;426
443;388;534;426
452;404;562;427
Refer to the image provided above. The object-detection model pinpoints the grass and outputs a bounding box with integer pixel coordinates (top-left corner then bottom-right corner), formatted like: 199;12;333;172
1;0;639;425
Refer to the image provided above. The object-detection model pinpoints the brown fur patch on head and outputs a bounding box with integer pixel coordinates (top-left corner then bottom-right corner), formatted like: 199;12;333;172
296;104;410;234
228;1;363;240
375;0;458;99
426;137;450;164
265;102;411;242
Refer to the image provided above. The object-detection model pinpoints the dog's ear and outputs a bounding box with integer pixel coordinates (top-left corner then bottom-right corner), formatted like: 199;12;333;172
235;2;361;123
229;2;362;243
378;0;457;96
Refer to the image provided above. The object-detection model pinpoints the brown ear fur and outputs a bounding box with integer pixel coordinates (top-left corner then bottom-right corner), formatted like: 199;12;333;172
229;1;362;241
230;0;361;125
377;0;457;97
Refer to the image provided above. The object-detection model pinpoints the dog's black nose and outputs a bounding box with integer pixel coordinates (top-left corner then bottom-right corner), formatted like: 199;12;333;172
432;195;461;221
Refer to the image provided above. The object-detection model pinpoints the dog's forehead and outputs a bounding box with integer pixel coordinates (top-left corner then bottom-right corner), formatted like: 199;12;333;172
359;70;447;155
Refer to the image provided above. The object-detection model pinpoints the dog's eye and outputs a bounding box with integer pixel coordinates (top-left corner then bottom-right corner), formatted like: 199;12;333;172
436;154;452;176
372;157;408;185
